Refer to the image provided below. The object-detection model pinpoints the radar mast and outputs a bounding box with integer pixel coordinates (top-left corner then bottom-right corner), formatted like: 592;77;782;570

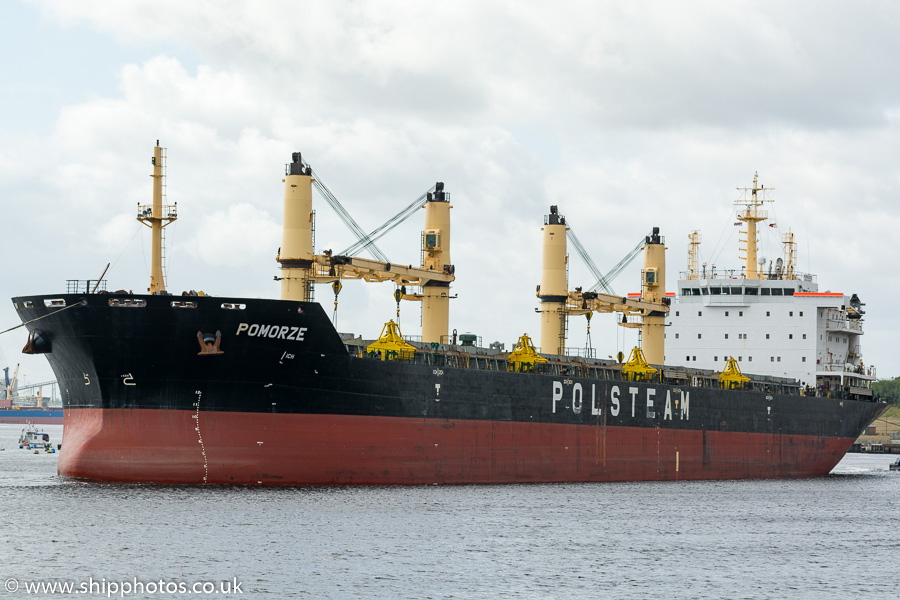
735;172;774;280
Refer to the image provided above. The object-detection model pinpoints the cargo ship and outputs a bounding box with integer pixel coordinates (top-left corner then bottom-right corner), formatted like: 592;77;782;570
0;409;63;425
1;366;62;424
10;145;887;484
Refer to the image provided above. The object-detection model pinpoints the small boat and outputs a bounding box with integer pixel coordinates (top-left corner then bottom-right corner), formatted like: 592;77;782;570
890;457;900;471
18;422;54;452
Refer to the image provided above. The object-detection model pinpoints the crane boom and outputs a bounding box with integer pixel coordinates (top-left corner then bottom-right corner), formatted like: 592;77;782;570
566;290;665;316
310;253;453;286
566;224;653;295
586;236;648;293
310;169;390;263
340;185;435;257
566;227;614;293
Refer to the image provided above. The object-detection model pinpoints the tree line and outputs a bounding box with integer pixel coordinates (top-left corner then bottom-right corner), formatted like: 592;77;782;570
873;378;900;405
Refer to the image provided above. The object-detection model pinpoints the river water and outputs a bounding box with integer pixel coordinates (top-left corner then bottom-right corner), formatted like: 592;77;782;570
1;424;897;599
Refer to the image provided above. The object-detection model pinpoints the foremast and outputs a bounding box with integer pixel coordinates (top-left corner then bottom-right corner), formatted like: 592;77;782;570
136;142;178;293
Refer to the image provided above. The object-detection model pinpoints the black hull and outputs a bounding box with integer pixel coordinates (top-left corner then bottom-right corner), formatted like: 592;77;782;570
11;293;887;484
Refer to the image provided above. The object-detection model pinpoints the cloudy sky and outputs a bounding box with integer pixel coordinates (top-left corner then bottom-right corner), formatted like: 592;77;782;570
2;0;899;387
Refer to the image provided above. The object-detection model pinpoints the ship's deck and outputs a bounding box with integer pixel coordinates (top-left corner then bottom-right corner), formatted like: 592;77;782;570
339;339;839;399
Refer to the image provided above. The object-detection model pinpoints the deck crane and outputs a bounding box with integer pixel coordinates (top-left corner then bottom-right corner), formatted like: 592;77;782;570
276;153;455;344
5;363;19;401
566;227;614;293
339;185;437;258
537;206;669;363
587;237;648;294
308;168;391;263
310;172;437;263
567;226;651;295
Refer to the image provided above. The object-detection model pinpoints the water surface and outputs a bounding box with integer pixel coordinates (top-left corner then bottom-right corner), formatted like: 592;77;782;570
1;424;896;599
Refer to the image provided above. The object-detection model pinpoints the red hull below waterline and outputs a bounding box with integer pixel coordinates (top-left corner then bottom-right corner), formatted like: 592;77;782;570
58;408;856;485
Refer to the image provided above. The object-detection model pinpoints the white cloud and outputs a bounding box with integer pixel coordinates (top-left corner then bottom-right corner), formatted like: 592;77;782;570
183;203;281;267
4;0;900;382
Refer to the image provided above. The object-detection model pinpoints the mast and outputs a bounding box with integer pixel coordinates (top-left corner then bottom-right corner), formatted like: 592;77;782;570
137;141;177;293
640;227;666;365
538;206;568;355
686;230;701;281
420;183;451;344
782;231;797;281
735;173;773;280
277;153;315;301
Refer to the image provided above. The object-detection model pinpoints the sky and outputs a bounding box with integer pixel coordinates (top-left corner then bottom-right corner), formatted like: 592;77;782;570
2;0;899;388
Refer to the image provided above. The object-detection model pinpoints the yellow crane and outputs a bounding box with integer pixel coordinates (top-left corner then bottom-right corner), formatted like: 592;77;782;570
276;153;456;344
5;363;19;401
537;206;669;363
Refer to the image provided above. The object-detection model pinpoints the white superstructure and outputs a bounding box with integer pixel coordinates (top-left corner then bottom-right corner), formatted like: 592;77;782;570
665;174;874;397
